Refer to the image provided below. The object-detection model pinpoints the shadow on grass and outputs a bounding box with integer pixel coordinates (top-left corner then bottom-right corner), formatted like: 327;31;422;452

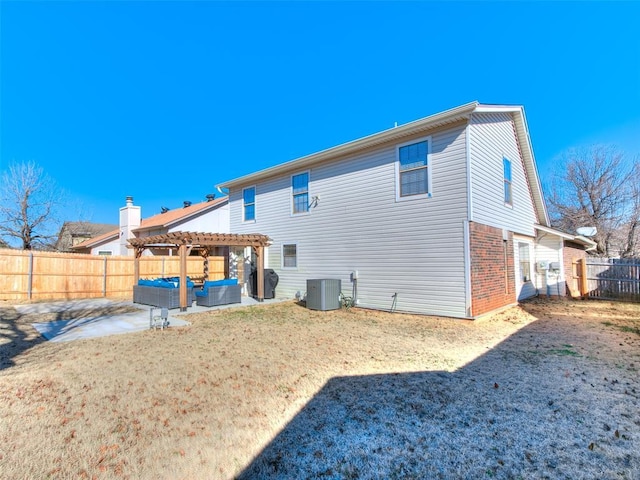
0;301;138;370
237;312;639;479
0;306;46;370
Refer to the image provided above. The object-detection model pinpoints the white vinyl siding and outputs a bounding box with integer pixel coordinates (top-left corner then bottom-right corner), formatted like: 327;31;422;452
229;123;470;318
469;113;537;236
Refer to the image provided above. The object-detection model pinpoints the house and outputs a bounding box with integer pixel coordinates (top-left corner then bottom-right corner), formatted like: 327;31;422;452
218;102;595;319
55;221;118;252
72;195;230;256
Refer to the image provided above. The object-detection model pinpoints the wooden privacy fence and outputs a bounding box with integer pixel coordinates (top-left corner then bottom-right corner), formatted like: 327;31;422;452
0;248;225;301
575;257;640;302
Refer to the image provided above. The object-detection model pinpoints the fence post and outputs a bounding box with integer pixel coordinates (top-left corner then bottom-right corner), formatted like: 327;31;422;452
579;258;588;299
103;256;108;297
28;252;34;300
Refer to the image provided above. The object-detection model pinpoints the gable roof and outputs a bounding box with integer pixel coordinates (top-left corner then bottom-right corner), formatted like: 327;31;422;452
71;228;119;250
71;197;228;250
55;221;118;251
217;101;550;227
134;196;227;233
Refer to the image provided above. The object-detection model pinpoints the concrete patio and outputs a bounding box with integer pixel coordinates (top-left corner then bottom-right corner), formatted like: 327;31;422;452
24;296;285;342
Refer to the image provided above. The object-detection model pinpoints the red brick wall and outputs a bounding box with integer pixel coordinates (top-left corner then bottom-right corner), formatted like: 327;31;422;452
563;243;586;298
469;222;517;316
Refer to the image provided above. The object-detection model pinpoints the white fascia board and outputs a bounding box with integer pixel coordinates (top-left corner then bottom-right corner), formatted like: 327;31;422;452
535;224;575;240
218;101;480;189
574;236;598;250
535;224;598;250
473;105;523;114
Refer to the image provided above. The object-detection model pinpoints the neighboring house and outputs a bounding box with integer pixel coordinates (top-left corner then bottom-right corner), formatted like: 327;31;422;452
72;195;230;256
55;221;118;252
218;102;595;319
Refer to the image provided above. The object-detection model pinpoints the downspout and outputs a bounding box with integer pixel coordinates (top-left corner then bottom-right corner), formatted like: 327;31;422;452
464;121;473;317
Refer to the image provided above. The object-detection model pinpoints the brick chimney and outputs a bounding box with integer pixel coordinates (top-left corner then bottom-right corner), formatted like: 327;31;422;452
119;196;141;256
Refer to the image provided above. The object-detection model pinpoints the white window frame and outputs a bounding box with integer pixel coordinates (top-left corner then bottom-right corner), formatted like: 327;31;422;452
97;250;113;256
242;186;256;223
395;136;432;202
281;242;298;269
503;157;513;207
291;171;310;216
517;241;532;283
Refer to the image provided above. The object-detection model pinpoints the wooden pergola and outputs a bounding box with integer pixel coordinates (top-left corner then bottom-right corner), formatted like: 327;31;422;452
128;231;271;311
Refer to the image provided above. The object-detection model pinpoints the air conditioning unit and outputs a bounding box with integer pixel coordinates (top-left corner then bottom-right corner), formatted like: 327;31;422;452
306;279;341;311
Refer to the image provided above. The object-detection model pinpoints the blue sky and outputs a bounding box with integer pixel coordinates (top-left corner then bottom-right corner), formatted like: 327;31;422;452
1;1;639;226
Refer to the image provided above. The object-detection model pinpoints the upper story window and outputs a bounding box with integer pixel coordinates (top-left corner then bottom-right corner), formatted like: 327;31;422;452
292;172;309;214
396;138;431;201
243;186;255;222
503;157;513;206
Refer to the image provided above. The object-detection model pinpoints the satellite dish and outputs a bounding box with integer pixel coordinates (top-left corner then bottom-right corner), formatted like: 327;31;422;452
576;226;597;237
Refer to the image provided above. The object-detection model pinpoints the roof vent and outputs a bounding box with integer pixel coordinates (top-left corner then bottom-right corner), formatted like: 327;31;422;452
183;201;192;208
160;206;169;214
206;194;216;202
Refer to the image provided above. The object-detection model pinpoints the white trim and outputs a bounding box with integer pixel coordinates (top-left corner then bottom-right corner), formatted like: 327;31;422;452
281;242;298;270
465;124;473;221
290;170;311;216
535;224;576;240
395;136;433;202
242;185;257;223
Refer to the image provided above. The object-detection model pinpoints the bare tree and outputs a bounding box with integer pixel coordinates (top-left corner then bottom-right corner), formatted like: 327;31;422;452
547;145;639;257
0;161;64;250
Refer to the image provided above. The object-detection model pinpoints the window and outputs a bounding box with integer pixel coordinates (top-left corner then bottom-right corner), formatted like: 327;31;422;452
292;172;309;214
503;157;513;205
396;138;431;200
282;243;297;268
97;250;112;256
518;242;531;283
243;187;255;222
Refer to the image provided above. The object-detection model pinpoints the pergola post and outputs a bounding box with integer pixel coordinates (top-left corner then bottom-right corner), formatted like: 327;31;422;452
133;247;143;284
179;243;188;311
201;247;210;282
255;246;265;302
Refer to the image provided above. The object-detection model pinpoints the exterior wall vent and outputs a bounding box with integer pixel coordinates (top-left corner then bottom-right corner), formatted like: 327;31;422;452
306;279;341;311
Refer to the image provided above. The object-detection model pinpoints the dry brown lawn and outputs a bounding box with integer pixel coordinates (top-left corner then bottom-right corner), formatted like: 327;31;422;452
1;298;639;479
